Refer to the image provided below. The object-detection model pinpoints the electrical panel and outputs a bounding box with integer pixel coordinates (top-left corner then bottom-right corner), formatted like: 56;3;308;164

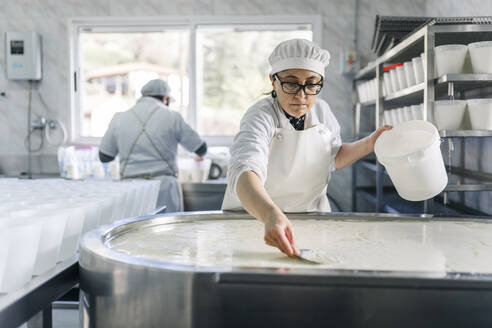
5;32;42;80
340;49;360;76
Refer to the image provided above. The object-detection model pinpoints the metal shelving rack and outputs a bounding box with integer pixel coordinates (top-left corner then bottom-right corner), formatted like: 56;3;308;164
352;20;492;214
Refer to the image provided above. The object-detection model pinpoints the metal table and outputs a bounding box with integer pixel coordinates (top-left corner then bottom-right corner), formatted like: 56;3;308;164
0;257;79;328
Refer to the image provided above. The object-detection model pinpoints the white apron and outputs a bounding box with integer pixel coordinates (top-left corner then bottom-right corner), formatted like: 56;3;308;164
222;111;334;213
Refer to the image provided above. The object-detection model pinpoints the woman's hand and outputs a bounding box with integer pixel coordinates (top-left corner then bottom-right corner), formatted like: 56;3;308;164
368;125;392;152
263;208;299;257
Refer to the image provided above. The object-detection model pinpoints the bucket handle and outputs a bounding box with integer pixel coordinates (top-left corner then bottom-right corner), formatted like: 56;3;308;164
406;138;444;164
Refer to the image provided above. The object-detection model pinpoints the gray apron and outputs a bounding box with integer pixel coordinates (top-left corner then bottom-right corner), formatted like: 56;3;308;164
120;107;183;212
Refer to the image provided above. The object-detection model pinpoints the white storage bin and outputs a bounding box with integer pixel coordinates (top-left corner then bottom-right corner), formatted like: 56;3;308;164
434;100;467;130
412;56;424;84
397;107;406;123
467;99;492;130
403;106;413;122
403;61;416;86
390;109;399;126
10;209;67;275
384;110;393;126
468;41;492;74
383;72;394;95
411;104;425;120
389;69;401;92
0;220;11;291
0;220;42;293
396;66;408;90
434;44;467;76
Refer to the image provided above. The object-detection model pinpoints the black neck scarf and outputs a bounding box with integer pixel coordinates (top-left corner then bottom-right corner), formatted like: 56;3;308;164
282;109;306;131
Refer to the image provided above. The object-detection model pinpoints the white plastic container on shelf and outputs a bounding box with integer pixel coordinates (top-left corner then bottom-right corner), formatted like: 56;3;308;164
0;220;11;291
356;83;365;102
412;56;425;84
434;100;467;131
390;109;400;125
396;66;408;90
403;61;416;86
389;69;401;92
384;110;393;126
383;72;394;95
397;107;406;123
411;104;425;120
371;78;378;100
374;120;448;201
466;99;492;130
434;44;468;76
0;220;42;293
403;106;413;122
468;41;492;74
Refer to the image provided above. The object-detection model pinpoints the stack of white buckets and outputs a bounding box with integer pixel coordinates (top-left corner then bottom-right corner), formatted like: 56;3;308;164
0;178;160;294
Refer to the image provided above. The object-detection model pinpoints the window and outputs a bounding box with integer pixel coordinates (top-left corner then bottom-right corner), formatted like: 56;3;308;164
196;26;312;136
70;17;320;145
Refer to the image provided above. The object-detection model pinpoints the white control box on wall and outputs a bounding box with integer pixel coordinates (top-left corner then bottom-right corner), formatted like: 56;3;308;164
5;31;42;80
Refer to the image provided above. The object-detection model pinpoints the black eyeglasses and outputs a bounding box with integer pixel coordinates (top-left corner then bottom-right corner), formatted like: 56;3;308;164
274;74;323;95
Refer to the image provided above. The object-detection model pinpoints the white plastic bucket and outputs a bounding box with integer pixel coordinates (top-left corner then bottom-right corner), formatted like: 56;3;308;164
411;104;424;120
434;100;467;130
412;56;424;84
396;66;408;90
389;69;401;92
384;110;392;126
434;44;467;76
468;41;492;74
467;98;492;130
403;61;416;86
374;121;448;201
383;72;394;94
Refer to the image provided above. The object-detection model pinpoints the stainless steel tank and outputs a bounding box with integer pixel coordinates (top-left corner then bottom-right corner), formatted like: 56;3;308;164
79;211;492;328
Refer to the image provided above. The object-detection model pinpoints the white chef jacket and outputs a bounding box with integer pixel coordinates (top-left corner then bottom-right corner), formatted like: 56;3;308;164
226;96;342;202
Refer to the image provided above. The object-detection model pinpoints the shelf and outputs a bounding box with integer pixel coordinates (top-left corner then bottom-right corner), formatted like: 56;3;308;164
445;183;492;192
439;130;492;137
384;82;425;105
447;165;492;182
359;100;376;107
355;23;492;81
437;73;492;84
364;76;492;108
356;186;485;216
356;161;492;192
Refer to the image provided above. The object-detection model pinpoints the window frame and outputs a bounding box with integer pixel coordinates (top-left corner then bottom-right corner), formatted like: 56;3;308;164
68;15;322;146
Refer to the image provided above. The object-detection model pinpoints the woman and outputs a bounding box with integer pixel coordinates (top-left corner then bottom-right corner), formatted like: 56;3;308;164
221;39;391;256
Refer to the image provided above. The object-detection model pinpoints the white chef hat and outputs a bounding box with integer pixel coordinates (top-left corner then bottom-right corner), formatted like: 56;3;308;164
268;39;330;78
141;79;175;102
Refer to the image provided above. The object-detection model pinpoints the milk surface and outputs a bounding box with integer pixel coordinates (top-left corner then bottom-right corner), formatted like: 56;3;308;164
109;219;492;273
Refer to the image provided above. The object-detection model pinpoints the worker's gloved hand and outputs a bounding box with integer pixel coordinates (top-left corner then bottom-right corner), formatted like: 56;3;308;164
369;125;392;152
263;209;299;257
194;155;203;162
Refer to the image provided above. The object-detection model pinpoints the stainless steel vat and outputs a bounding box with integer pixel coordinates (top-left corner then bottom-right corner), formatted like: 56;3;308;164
79;211;492;328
